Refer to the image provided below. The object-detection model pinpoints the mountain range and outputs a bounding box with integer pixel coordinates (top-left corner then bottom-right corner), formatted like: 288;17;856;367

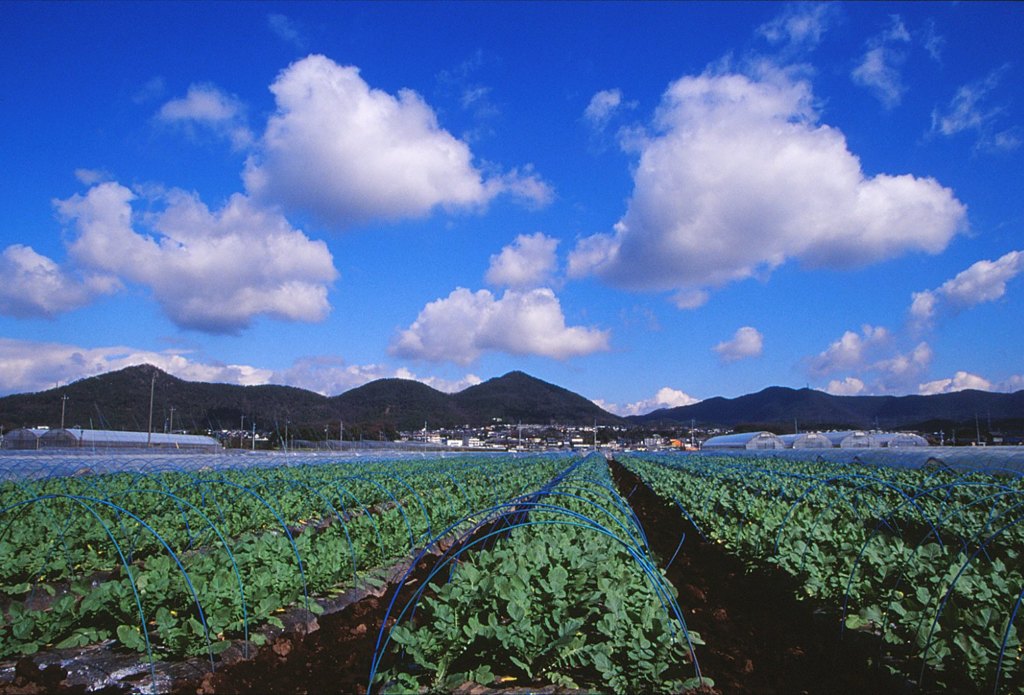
0;365;1021;437
0;365;622;436
633;385;1024;433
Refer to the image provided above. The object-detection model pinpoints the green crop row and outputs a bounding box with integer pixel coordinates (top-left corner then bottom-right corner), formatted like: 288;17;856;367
619;452;1024;692
0;454;572;667
375;453;711;694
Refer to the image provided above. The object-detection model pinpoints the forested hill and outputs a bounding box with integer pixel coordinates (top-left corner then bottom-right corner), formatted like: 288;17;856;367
0;365;625;434
2;366;1020;436
630;385;1024;432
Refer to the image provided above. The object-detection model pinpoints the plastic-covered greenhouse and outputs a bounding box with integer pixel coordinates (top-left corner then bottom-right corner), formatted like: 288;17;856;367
888;432;929;447
702;431;786;450
0;428;49;450
7;428;222;451
779;432;833;449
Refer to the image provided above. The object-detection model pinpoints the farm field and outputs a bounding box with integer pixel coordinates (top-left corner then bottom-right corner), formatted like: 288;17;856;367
1;450;1022;693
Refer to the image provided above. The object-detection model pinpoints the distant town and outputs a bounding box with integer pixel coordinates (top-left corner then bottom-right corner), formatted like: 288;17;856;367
3;418;1010;454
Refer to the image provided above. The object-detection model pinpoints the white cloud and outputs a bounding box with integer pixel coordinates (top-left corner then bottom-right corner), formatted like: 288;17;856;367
909;289;939;327
243;55;550;227
808;328;933;394
55;181;338;333
874;341;932;392
758;3;834;50
485;232;559;289
267;13;307;50
0;245;119;318
1000;375;1024;393
602;386;701;417
851;16;911;108
809;325;889;376
390;287;610;365
713;326;763;363
0;337;484;399
825;377;866;396
74;168;113;185
0;338;273;397
918;370;992;396
568;70;966;304
158;84;253;149
270;356;391;396
269;356;482;396
584;89;623;129
937;250;1024;306
931;66;1020;152
921;19;945;63
910;250;1024;328
393;368;482;394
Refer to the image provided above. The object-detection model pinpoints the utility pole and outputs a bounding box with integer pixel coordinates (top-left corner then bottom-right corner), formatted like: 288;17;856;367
147;371;156;447
240;415;246;449
60;394;68;430
168;406;175;434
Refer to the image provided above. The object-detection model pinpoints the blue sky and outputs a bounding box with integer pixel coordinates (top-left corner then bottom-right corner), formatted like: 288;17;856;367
1;2;1022;414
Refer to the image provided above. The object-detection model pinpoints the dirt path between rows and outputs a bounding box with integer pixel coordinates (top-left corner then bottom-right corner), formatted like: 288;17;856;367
608;459;914;695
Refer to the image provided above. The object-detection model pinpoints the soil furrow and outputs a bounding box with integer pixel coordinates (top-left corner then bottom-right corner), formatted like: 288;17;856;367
608;458;913;695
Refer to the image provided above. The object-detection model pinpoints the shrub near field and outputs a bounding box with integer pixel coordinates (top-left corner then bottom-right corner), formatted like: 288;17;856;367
619;452;1024;693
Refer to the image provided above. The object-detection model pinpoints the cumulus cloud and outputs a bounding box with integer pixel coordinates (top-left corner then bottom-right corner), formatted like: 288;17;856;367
851;15;912;108
485;232;559;289
874;342;933;392
758;3;835;51
0;245;119;318
931;66;1021;152
157;84;253;149
910;250;1024;328
390;287;610;365
1000;375;1024;393
55;181;338;333
243;55;551;227
74;168;113;186
0;337;485;399
269;356;482;396
825;377;866;396
267;13;307;50
584;89;624;130
567;70;966;306
918;370;992;396
809;325;889;376
713;326;763;363
808;326;933;394
602;386;701;417
393;368;482;394
0;338;273;397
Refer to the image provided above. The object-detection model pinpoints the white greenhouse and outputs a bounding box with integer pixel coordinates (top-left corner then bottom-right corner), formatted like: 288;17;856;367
33;428;221;452
702;431;786;450
779;432;834;449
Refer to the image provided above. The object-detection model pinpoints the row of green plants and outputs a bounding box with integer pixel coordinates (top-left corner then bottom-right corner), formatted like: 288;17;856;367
619;452;1024;692
0;454;572;670
373;452;712;694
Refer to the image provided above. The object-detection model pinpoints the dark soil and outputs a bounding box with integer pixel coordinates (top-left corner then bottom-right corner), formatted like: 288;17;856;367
4;460;928;695
608;459;916;695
